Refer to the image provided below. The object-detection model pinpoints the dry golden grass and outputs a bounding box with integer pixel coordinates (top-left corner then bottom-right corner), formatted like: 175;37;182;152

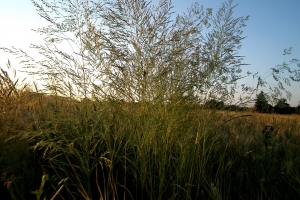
1;90;300;199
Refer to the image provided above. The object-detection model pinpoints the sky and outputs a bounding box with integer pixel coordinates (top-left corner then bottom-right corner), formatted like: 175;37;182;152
0;0;300;106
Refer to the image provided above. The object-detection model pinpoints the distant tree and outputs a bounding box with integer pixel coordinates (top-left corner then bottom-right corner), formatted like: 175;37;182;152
274;98;290;114
289;106;297;114
267;103;274;113
224;104;243;111
296;104;300;114
204;99;225;110
254;91;269;113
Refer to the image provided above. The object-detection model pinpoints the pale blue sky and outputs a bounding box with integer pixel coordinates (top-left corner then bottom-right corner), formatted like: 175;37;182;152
1;0;300;106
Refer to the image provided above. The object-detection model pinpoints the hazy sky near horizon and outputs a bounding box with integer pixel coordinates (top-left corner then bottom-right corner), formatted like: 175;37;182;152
0;0;300;106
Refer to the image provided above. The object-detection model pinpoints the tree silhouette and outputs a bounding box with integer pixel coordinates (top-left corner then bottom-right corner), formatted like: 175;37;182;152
255;91;269;113
204;99;225;110
274;98;290;114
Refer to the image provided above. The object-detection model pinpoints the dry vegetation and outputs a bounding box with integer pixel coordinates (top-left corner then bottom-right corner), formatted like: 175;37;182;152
1;0;300;199
1;65;300;199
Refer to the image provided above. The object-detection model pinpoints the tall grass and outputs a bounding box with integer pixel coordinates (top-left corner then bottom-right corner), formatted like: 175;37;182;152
1;62;300;199
1;0;299;198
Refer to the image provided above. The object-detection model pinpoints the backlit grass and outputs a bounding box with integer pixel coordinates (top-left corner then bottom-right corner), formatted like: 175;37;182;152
1;88;300;199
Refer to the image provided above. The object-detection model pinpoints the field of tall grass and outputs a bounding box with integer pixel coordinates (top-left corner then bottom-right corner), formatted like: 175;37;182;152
1;65;300;200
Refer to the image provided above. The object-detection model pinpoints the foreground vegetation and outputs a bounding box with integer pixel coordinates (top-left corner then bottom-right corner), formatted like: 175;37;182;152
1;88;300;200
1;0;300;199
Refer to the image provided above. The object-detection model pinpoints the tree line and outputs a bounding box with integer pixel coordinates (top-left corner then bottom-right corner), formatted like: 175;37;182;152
254;91;300;114
203;92;300;114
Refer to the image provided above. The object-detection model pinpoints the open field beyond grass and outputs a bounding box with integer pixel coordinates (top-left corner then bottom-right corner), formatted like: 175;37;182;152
1;92;300;200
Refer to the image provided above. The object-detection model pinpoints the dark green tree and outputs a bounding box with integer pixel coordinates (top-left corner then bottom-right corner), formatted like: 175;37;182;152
204;99;225;110
274;98;290;114
255;91;269;112
296;103;300;114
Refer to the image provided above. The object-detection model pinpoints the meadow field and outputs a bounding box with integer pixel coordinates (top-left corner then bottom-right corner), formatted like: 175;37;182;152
1;88;300;200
